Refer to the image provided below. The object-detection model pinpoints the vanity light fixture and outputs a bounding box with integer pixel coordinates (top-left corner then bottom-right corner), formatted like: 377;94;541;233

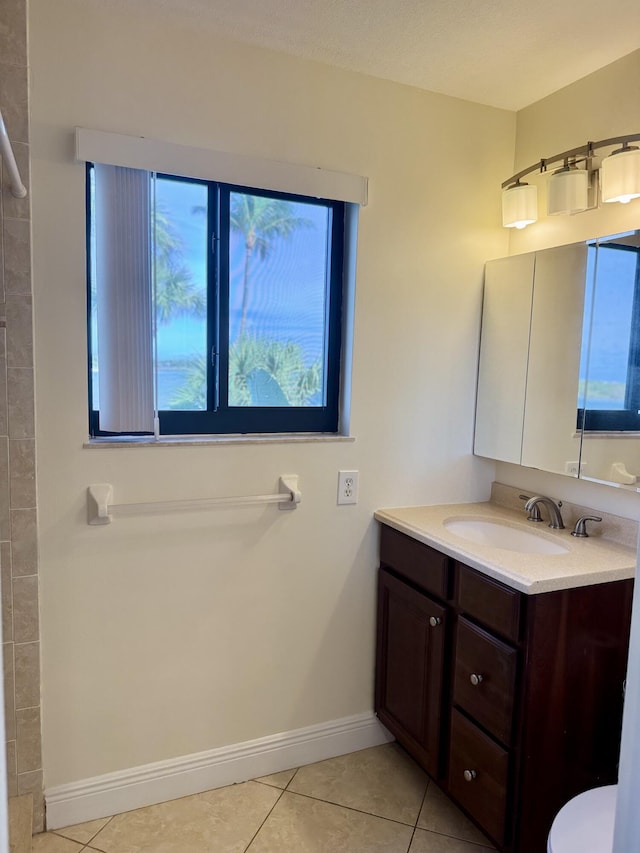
502;180;538;229
547;160;589;215
501;132;640;228
601;142;640;204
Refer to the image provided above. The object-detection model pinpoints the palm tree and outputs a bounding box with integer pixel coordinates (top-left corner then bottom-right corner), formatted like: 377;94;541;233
172;337;322;409
230;194;313;337
228;336;322;407
153;206;205;324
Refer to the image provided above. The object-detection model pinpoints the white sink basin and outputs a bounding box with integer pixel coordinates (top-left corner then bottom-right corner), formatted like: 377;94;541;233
443;518;570;555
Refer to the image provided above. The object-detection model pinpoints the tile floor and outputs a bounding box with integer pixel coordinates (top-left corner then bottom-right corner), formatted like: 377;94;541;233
32;744;495;853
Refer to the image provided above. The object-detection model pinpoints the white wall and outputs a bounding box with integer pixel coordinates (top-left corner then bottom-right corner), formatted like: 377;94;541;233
495;49;640;520
29;0;513;787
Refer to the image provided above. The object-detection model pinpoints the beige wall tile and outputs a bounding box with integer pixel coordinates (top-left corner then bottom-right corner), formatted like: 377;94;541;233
18;768;44;833
3;642;15;740
1;0;40;827
2;142;30;220
7;367;34;438
2;542;13;642
15;641;39;709
6;738;17;796
0;437;9;540
4;224;32;297
11;508;37;577
0;63;28;143
10;439;36;508
16;705;41;772
6;294;33;373
0;227;4;305
12;575;39;642
0;0;27;67
0;340;8;437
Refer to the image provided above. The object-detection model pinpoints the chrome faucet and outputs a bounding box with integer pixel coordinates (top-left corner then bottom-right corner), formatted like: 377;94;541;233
523;496;565;529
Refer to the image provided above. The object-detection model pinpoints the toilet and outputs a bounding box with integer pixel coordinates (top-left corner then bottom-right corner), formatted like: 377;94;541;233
547;785;617;853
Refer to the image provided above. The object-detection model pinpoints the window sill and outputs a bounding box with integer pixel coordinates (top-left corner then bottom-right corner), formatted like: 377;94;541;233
576;431;640;439
84;433;356;449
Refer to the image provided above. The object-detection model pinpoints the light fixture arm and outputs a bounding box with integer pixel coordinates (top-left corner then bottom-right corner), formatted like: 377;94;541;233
501;133;640;189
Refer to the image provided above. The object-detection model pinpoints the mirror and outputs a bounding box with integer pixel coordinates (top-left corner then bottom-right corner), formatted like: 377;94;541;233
580;231;640;487
475;230;640;491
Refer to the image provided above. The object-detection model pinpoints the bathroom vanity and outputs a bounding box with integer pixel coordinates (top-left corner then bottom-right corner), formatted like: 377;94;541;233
374;498;636;853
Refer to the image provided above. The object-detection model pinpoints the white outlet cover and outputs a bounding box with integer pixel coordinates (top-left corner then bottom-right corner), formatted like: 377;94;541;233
337;470;359;505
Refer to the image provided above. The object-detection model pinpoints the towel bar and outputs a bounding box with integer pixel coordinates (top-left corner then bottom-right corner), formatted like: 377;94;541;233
87;475;301;525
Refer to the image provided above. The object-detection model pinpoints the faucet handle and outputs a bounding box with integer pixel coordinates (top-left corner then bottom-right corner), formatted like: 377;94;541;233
571;516;603;538
519;495;543;522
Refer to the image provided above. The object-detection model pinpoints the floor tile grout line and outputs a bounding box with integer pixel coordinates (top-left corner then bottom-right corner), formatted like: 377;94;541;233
417;825;494;848
243;785;287;852
283;766;299;790
82;843;108;853
414;778;430;828
53;814;116;847
406;777;431;852
279;787;420;828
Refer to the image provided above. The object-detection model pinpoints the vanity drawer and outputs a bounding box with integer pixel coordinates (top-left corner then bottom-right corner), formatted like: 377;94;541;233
456;563;521;641
448;708;509;847
454;617;517;745
380;525;448;599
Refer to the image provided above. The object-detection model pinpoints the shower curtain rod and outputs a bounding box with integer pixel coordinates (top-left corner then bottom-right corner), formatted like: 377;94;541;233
0;108;27;199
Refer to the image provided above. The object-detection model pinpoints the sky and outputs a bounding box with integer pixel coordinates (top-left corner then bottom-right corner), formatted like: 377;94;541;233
155;176;330;363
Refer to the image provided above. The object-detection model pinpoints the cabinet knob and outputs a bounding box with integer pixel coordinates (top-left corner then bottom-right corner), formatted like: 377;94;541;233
463;769;477;782
429;616;441;627
470;673;483;686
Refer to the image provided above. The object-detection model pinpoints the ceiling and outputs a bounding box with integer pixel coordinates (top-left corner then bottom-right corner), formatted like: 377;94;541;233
143;0;640;110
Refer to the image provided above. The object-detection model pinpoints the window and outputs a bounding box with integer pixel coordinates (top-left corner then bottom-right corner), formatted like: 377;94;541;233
577;239;640;432
87;164;347;437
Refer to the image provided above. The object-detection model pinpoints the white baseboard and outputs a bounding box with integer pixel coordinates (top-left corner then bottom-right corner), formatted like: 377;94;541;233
45;711;393;830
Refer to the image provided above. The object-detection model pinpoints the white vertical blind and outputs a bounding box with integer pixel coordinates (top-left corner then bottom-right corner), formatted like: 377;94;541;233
94;164;154;433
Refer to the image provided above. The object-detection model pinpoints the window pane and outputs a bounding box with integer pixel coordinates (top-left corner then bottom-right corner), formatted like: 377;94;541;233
228;192;330;408
154;177;208;411
580;245;637;411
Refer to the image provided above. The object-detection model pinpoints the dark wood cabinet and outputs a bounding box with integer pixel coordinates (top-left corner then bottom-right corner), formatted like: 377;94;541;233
375;567;446;778
375;524;633;853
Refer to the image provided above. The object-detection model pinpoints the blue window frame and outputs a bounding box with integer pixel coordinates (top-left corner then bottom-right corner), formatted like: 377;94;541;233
87;165;346;436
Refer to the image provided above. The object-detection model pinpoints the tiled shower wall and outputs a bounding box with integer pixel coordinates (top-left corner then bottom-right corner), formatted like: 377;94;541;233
0;0;44;833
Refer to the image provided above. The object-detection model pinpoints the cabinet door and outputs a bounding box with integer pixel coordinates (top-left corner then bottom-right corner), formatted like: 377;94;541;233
375;568;446;778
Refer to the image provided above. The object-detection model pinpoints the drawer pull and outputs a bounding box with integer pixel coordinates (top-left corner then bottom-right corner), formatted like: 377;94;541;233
470;673;484;686
429;616;442;627
463;769;477;782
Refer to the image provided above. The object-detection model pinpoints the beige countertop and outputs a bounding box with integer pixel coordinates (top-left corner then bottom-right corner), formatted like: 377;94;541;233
374;501;637;594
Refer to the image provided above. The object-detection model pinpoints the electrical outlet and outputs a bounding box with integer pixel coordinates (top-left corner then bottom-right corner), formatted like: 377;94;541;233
565;461;580;476
337;470;359;505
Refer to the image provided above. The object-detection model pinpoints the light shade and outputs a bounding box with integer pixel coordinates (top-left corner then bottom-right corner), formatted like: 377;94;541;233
547;167;589;215
502;183;537;229
601;146;640;204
